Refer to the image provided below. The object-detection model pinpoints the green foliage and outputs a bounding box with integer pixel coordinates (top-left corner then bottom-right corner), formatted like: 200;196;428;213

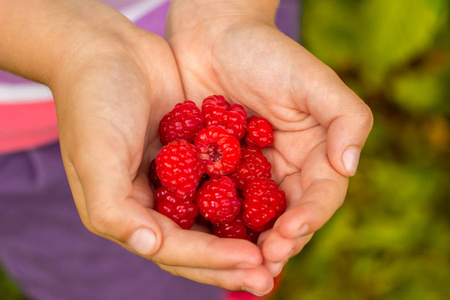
271;0;450;299
0;268;27;300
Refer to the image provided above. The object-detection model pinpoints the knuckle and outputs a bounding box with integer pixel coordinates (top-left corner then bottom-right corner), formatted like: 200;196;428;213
358;103;374;130
87;202;117;237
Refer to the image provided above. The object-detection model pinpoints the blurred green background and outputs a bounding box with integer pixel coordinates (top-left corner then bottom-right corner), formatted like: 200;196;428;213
1;0;449;299
271;0;450;299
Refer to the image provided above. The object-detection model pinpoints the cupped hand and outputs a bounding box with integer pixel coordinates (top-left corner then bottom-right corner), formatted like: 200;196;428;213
167;0;373;283
48;2;269;295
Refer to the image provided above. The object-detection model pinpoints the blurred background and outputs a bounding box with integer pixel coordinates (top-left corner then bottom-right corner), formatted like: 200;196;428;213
1;0;448;299
271;0;450;299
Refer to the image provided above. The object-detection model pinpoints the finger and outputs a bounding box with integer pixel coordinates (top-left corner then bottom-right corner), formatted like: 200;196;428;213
261;231;314;277
276;142;348;239
63;132;163;257
293;58;373;176
261;229;314;263
158;264;274;297
149;210;263;269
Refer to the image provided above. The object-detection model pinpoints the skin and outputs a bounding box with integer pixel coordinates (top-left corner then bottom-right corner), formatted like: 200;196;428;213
0;0;373;296
167;0;373;287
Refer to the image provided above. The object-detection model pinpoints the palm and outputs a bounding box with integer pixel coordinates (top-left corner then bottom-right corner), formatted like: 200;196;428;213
168;19;352;268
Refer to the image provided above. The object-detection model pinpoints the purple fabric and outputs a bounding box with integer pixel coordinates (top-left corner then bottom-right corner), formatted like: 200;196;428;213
276;0;302;42
135;2;170;36
0;142;222;300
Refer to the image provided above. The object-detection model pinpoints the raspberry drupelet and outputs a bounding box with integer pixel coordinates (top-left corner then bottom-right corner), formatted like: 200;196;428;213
158;100;204;145
196;176;241;224
202;95;247;140
155;139;204;196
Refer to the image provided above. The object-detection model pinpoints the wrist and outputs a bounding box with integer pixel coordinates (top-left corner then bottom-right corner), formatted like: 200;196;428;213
0;0;142;87
168;0;279;30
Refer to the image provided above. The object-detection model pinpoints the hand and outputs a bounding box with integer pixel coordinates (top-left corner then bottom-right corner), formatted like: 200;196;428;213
44;1;268;295
167;0;373;286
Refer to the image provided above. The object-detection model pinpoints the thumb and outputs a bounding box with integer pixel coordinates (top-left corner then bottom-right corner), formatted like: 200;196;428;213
304;67;373;176
62;136;162;257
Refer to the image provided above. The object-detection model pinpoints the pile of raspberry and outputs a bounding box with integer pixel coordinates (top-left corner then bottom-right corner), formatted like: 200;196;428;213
149;95;286;243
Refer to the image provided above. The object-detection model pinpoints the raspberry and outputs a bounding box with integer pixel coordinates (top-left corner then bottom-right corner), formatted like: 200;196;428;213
202;95;247;140
196;176;241;224
158;100;203;145
194;126;241;176
241;145;263;159
149;159;162;189
229;150;272;190
242;179;286;230
155;187;197;229
246;229;261;244
245;117;274;148
156;139;204;196
249;217;277;233
212;213;247;239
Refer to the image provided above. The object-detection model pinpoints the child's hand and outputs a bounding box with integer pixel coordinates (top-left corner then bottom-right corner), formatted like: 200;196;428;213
27;1;270;295
167;0;373;281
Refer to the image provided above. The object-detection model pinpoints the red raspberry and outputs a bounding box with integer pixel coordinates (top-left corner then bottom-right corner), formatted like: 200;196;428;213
249;217;277;233
158;100;204;145
194;126;241;176
229;150;272;190
155;187;197;229
202;95;247;140
246;229;261;244
196;176;241;224
243;179;286;230
213;213;248;239
156;139;204;196
149;159;162;189
241;145;263;159
245;117;274;148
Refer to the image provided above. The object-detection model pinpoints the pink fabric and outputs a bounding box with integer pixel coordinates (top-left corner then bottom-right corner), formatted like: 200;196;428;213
0;101;58;153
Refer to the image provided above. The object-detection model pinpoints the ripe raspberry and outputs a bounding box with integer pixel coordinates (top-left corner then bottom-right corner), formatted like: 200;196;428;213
246;229;261;244
149;159;162;189
249;217;277;233
194;126;241;176
229;150;272;190
156;139;204;196
241;145;263;159
196;176;241;224
245;117;274;148
212;213;247;239
155;187;197;229
243;179;286;230
158;100;203;145
202;95;247;140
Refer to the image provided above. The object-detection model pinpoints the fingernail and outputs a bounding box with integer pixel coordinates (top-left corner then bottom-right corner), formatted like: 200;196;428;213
242;287;271;297
342;147;360;176
128;228;156;255
266;261;284;277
